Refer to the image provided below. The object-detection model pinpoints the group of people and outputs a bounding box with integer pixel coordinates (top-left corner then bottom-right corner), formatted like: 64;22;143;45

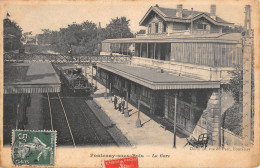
111;94;126;114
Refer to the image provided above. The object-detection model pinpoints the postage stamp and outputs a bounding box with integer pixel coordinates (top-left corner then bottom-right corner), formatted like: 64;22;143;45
103;157;138;168
12;130;56;166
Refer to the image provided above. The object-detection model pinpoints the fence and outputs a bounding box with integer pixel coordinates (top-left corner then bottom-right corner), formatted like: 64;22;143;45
4;53;130;64
221;128;244;146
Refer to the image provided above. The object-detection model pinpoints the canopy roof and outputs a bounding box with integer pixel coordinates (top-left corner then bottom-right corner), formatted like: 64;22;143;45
4;62;61;94
97;63;220;90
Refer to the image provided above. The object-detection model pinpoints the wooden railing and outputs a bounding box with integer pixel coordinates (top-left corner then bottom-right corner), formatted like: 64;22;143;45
4;53;130;64
131;56;234;82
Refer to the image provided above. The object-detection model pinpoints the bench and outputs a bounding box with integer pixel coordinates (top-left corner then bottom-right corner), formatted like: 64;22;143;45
184;133;208;148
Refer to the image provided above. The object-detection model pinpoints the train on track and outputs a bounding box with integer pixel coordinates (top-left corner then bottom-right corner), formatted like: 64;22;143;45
56;65;92;95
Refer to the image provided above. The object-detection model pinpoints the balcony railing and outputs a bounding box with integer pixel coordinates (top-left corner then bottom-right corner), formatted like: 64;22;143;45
131;56;233;83
136;29;221;38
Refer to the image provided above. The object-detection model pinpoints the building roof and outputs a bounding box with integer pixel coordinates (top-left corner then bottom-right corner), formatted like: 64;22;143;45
139;6;234;26
102;33;242;44
97;63;220;90
4;62;61;94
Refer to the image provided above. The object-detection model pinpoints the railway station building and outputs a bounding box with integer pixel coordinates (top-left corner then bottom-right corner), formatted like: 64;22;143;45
97;4;242;146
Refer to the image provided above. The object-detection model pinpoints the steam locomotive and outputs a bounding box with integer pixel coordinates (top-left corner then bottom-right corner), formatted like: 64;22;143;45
57;65;92;95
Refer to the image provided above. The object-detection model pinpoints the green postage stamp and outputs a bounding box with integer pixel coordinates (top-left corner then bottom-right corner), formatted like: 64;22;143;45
12;130;56;166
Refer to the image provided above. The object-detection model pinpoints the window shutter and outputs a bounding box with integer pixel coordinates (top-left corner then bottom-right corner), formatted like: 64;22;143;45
159;22;163;33
152;23;155;34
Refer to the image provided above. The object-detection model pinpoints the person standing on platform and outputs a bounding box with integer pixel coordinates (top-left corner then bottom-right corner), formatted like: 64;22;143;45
118;97;122;112
121;97;125;114
113;95;118;109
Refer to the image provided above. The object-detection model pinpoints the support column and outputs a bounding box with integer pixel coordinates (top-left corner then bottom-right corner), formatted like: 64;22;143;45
205;89;221;146
95;67;97;88
140;43;142;57
147;43;148;58
150;91;156;115
154;43;156;59
91;65;93;87
136;99;142;128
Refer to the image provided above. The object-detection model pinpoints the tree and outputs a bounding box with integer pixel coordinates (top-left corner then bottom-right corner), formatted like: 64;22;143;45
223;64;242;103
222;64;243;136
4;18;23;51
222;25;243;33
105;16;134;39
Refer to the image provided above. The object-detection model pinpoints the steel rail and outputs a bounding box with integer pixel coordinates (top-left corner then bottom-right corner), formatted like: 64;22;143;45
78;103;102;145
57;93;76;148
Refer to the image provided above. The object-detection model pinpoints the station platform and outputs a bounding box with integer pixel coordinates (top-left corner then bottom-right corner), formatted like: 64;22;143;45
4;62;61;94
87;69;188;148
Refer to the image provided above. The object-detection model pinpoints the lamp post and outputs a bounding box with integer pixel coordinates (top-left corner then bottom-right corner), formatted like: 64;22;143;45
173;92;178;148
95;66;97;89
136;99;142;128
123;88;129;117
91;64;94;87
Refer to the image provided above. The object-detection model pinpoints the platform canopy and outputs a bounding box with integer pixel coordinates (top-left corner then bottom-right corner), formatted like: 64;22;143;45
97;63;220;90
4;62;61;94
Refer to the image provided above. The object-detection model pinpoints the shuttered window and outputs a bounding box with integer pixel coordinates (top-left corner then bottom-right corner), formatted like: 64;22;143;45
158;22;163;33
151;23;155;34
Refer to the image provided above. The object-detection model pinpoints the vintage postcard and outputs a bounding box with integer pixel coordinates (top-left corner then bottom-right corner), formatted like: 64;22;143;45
0;0;259;167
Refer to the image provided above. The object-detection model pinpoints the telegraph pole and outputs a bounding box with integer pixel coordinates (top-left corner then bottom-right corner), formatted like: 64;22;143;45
242;5;254;146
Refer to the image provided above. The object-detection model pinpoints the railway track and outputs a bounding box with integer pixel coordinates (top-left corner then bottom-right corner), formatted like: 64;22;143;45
46;93;75;146
46;92;117;146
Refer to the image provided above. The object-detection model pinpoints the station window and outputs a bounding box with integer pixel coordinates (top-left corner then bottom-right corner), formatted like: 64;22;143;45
197;23;207;30
142;87;151;98
163;22;167;32
155;23;159;33
148;24;151;34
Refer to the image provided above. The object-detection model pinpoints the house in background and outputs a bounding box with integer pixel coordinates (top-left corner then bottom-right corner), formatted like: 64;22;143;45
140;4;233;35
97;4;243;146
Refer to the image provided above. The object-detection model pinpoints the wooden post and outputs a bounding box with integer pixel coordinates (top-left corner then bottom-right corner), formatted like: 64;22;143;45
173;92;177;148
124;87;129;117
147;43;148;58
136;99;142;127
154;43;156;59
110;82;112;97
91;65;93;87
219;88;222;147
95;67;97;88
140;43;142;57
105;73;108;98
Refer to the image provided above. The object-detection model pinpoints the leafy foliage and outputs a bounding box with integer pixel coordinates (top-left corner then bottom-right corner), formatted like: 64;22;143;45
223;64;242;103
222;64;243;136
36;17;134;55
222;103;242;136
222;25;243;33
104;17;134;39
4;18;23;51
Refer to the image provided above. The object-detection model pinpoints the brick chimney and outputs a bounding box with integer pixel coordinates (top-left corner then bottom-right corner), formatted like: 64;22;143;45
210;4;216;20
176;4;183;18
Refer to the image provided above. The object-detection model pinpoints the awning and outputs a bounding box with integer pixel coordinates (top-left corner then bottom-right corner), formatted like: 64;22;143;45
97;63;220;90
4;62;61;94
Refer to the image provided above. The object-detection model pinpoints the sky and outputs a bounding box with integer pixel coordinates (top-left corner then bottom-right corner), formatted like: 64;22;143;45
3;0;247;35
